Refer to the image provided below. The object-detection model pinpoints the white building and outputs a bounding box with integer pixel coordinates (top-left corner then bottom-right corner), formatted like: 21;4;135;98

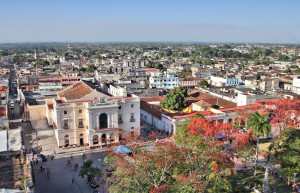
149;74;180;90
210;76;240;87
292;76;300;94
48;81;140;149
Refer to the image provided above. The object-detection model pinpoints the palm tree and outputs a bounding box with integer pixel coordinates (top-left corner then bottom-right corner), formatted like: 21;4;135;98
247;112;271;176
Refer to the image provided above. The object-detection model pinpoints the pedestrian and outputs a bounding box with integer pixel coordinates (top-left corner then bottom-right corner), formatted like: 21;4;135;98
72;178;74;184
36;158;38;164
40;166;43;171
42;165;45;171
70;164;73;170
54;150;56;155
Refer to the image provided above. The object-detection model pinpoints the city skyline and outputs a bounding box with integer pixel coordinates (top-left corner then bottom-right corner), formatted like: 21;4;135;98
1;0;300;43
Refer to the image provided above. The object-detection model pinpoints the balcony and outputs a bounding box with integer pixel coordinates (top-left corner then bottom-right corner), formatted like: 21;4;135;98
63;126;69;129
130;118;135;122
78;125;84;128
118;119;123;124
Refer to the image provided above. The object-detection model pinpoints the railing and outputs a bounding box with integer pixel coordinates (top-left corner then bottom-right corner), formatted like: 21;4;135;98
78;125;84;128
118;120;123;124
63;126;69;129
130;118;135;122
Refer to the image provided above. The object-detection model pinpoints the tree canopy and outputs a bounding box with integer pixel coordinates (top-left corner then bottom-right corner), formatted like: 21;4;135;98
161;87;187;110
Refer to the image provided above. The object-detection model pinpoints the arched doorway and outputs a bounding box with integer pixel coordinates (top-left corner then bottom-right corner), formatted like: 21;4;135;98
64;135;69;147
93;135;99;145
99;113;108;129
228;118;232;124
110;133;115;143
101;134;107;147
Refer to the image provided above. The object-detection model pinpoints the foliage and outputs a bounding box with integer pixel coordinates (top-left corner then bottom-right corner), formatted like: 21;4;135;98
278;54;290;61
79;160;102;182
36;59;49;66
260;98;300;133
53;59;60;64
161;87;187;110
182;67;192;72
146;61;163;70
247;111;271;176
269;127;300;181
107;116;257;193
198;80;209;87
87;65;96;72
237;144;256;168
284;67;291;73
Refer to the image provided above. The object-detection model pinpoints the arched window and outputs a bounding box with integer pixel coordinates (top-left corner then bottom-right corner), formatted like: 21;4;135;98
99;113;108;129
93;135;99;145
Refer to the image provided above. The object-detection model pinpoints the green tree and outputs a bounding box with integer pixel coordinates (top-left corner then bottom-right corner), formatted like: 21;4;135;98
87;65;96;72
269;127;300;185
36;59;49;66
284;68;291;73
79;67;87;72
53;59;60;64
247;112;271;176
79;160;102;182
161;87;187;110
198;80;209;87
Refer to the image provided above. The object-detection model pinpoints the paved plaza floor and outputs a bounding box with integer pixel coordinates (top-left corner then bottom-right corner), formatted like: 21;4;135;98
33;151;109;193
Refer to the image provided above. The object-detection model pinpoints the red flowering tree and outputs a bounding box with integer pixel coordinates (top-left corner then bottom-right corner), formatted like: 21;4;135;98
260;98;300;134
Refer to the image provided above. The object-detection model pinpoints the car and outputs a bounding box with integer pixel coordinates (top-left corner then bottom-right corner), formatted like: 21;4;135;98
10;101;14;109
37;154;47;162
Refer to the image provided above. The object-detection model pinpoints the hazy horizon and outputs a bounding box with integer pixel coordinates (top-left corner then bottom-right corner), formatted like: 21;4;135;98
1;0;300;44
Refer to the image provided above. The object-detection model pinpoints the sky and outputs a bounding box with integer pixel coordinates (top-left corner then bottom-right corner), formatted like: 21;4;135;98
0;0;300;43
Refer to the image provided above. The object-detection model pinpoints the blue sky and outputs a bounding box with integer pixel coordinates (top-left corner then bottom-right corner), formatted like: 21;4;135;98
1;0;300;43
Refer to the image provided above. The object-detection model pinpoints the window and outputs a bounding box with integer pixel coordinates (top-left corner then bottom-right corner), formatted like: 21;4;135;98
64;111;67;115
131;104;134;108
131;127;134;130
63;120;68;128
130;113;135;122
78;119;83;126
118;115;122;121
79;109;82;114
118;106;121;109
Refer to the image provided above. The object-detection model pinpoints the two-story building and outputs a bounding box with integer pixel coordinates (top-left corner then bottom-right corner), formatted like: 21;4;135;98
48;81;140;149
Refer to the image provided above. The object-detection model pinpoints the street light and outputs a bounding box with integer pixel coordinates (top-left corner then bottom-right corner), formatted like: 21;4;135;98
293;173;297;191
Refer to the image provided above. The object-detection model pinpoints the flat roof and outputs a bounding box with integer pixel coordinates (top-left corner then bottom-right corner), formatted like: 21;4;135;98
0;130;8;152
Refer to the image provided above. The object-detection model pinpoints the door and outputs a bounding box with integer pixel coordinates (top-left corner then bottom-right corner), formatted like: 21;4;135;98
80;138;84;145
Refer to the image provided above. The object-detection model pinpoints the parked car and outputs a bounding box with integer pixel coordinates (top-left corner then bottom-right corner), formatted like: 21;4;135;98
37;154;47;162
10;101;14;109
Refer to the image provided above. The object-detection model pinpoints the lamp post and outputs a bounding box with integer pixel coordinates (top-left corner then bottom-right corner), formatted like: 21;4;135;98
293;173;297;191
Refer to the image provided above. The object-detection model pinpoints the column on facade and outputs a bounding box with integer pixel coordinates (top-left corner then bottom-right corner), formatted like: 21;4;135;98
172;120;177;135
106;133;111;146
115;132;119;143
98;134;102;148
88;111;93;130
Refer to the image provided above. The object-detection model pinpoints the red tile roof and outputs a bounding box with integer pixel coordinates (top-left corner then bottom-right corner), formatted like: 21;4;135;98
187;90;237;108
141;97;165;103
219;104;261;112
58;81;94;100
0;86;8;93
140;102;162;119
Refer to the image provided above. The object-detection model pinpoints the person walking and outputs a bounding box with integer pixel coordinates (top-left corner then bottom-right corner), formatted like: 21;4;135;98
70;164;73;170
40;166;43;171
72;178;74;184
54;150;56;155
42;165;45;171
